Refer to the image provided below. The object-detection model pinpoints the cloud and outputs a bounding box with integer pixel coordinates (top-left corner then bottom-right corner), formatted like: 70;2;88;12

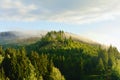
85;31;120;51
0;0;38;21
82;24;120;51
0;0;120;23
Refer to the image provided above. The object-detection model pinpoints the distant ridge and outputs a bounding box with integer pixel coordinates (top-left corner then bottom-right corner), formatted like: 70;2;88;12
0;31;47;45
0;30;98;46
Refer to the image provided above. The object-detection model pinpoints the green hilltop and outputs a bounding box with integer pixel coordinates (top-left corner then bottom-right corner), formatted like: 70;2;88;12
0;31;120;80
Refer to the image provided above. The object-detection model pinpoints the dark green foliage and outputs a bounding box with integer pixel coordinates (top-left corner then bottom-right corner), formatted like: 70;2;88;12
97;58;105;74
2;48;31;80
0;46;4;55
0;67;5;80
29;51;49;79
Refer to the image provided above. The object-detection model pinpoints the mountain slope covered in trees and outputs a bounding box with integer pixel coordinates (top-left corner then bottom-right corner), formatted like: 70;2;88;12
0;31;120;80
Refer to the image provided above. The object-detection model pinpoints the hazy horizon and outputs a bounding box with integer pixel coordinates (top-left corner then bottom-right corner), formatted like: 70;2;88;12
0;0;120;51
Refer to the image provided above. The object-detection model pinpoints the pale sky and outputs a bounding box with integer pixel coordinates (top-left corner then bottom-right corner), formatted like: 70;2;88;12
0;0;120;51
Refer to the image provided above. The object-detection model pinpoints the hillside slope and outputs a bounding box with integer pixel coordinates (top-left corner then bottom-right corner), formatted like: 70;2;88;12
26;31;120;80
0;31;120;80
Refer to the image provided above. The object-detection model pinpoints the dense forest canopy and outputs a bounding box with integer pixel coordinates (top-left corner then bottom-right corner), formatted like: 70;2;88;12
0;31;120;80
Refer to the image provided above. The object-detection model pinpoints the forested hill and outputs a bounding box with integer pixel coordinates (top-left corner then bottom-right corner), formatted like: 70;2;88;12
0;31;120;80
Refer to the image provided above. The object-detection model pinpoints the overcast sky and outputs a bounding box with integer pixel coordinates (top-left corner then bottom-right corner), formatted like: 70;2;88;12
0;0;120;50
